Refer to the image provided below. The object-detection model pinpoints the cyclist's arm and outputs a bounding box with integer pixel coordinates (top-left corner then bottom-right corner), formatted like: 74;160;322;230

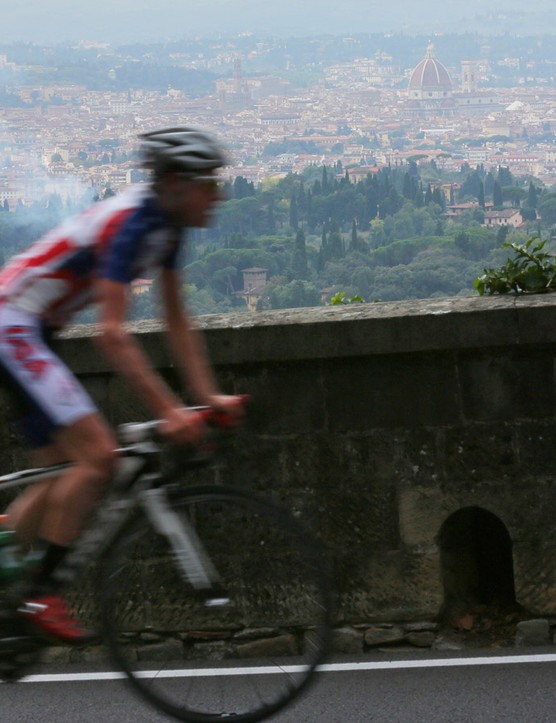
93;277;204;441
160;267;224;407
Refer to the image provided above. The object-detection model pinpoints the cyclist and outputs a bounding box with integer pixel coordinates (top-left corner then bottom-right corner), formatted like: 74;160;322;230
0;127;242;644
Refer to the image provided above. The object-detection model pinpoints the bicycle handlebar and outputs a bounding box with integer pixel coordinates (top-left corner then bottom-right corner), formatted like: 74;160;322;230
118;395;249;445
196;394;249;429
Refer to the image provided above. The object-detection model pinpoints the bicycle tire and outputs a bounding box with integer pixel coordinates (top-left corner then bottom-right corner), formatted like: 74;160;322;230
99;484;333;723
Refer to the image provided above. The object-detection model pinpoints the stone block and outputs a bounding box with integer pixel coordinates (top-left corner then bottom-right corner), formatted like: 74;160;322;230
236;634;298;658
399;487;445;547
184;640;234;661
137;638;184;662
442;425;518;485
69;645;109;664
331;626;364;654
406;631;436;647
403;622;438;633
458;350;555;422
323;353;459;430
230;362;326;434
364;625;405;647
515;619;550;647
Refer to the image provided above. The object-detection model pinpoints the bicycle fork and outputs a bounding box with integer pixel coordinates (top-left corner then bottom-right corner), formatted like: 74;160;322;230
140;488;230;607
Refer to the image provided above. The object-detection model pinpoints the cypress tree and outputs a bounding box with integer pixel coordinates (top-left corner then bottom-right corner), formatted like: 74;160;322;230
328;221;344;260
402;172;412;200
350;219;358;251
293;227;308;279
289;192;299;230
497;166;513;187
415;182;424;208
484;171;495;197
431;187;445;210
478;181;485;208
322;166;328;193
527;182;538;209
297;182;307;213
318;226;328;270
493;181;503;208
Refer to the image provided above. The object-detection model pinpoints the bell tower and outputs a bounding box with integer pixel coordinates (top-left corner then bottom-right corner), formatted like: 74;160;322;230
461;60;478;93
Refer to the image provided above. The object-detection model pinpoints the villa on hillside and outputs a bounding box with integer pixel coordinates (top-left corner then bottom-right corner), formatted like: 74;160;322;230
483;209;524;228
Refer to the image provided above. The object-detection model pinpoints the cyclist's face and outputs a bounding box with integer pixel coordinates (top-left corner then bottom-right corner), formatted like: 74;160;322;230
165;172;223;227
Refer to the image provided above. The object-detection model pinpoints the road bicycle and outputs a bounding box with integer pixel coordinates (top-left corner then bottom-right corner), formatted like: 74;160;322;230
0;401;334;722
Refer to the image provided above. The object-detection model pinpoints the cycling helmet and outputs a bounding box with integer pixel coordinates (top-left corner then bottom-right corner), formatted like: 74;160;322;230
139;127;227;174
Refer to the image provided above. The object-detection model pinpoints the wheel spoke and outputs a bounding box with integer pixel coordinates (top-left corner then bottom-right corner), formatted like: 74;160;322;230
100;485;332;722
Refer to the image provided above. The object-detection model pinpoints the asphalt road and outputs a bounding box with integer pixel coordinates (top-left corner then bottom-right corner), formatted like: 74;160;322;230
2;650;556;722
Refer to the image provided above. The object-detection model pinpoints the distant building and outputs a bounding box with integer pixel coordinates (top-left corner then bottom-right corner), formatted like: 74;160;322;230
453;65;501;116
405;43;456;117
234;267;268;312
405;45;500;117
445;202;493;219
483;209;523;228
216;58;252;112
460;60;478;93
131;278;153;295
347;166;380;183
259;114;301;127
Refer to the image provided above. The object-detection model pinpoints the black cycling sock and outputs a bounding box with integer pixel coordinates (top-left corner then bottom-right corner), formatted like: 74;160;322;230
27;540;70;595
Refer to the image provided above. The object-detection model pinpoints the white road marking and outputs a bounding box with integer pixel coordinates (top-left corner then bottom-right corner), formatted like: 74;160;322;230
13;652;556;684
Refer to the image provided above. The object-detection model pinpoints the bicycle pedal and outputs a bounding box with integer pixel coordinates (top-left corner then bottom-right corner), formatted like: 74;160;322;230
199;587;232;608
204;596;231;608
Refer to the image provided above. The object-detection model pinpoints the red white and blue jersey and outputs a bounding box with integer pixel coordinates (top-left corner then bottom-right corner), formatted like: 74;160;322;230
0;184;181;328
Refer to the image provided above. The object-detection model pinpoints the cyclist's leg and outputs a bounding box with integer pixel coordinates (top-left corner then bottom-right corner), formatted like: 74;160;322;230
11;417;117;644
7;480;53;547
0;307;117;642
33;412;117;546
7;413;117;547
6;441;78;546
0;308;118;545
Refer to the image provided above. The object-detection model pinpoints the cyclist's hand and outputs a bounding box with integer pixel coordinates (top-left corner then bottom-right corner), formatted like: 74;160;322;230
160;407;207;446
208;394;246;426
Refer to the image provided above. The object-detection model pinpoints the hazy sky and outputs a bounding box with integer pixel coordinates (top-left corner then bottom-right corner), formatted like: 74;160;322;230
1;0;554;43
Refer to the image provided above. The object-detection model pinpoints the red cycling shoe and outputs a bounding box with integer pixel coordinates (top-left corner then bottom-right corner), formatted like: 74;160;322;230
17;594;99;646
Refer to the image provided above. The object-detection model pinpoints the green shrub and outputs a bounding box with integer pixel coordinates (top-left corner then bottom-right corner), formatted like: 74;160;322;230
329;292;365;305
474;238;556;295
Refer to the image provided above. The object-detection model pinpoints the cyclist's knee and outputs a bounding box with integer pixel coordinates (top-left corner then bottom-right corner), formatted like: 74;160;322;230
58;416;118;484
88;441;118;484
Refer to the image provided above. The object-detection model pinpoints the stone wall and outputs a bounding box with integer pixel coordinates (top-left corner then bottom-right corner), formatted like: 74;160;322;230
3;294;556;627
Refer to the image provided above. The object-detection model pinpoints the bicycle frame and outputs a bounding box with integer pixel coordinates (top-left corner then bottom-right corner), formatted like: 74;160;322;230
0;402;334;721
0;420;225;597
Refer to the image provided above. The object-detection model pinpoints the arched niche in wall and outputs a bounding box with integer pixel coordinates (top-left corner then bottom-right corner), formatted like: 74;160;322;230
436;506;517;624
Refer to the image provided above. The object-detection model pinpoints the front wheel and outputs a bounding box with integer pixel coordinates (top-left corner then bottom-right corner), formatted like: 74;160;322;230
99;485;333;723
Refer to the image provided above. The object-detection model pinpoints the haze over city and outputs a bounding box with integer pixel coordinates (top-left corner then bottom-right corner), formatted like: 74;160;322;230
1;0;555;42
0;0;555;311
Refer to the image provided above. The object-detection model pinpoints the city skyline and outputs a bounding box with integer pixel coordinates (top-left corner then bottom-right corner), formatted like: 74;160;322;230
1;0;555;44
0;19;554;310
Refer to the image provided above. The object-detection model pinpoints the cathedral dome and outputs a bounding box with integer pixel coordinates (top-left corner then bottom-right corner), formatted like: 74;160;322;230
409;43;453;93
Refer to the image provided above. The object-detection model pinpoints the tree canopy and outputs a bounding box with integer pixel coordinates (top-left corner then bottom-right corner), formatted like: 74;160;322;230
0;160;548;317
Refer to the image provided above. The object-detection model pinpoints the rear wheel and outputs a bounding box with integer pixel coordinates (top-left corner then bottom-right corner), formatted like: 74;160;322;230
99;484;333;722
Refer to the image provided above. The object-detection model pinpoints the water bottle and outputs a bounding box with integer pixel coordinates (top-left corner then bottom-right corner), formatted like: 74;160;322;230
0;523;25;583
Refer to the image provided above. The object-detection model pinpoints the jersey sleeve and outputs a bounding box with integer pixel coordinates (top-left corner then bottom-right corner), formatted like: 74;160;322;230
97;195;183;283
98;206;148;284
